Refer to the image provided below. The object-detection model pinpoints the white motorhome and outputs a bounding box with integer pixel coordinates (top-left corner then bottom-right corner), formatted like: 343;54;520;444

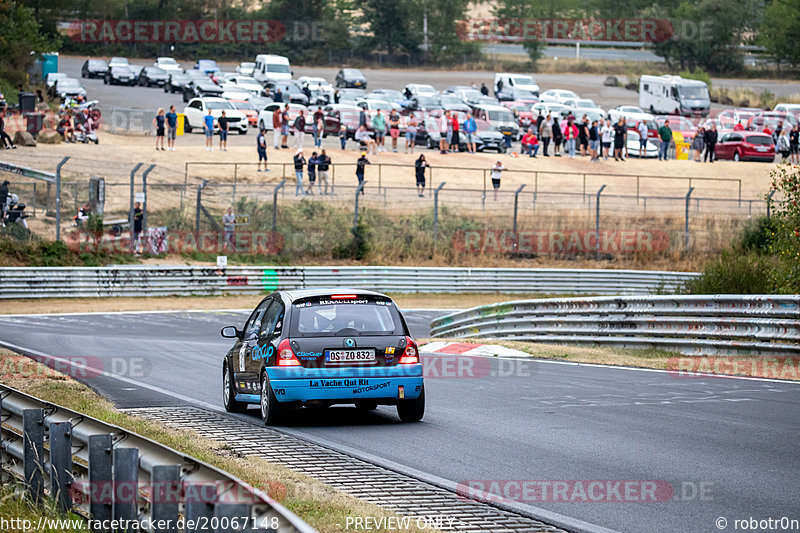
493;73;540;98
639;75;710;117
253;54;292;84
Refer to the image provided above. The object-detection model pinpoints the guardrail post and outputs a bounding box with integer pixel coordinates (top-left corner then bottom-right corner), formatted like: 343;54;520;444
513;184;526;243
55;156;70;242
49;420;73;513
89;434;113;527
23;408;44;504
151;465;180;532
595;184;606;260
354;181;367;230
214;503;251;533
185;483;216;533
685;187;695;252
129;162;143;253
433;182;446;246
141;164;155;237
272;179;286;235
766;189;776;219
113;447;138;525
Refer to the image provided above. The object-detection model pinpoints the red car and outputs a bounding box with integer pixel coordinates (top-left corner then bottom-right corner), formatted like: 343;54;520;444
655;115;697;140
501;101;534;130
230;100;258;127
715;132;775;162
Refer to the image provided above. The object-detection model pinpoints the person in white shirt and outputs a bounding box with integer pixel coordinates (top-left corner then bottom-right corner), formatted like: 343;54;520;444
439;112;449;154
637;120;649;158
490;161;505;200
600;120;614;160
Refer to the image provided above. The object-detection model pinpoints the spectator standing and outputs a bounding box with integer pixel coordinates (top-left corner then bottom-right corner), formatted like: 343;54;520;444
153;108;166;151
388;110;401;152
313;106;324;148
203;108;214;151
406;115;418;153
703;124;718;162
256;128;269;172
339;124;347;150
307;151;319;194
563;118;578;158
356;152;370;194
438;111;449;154
372;110;386;152
218;110;229;151
734;121;745;132
133;201;143;253
165;105;178;151
638;120;649;158
552;116;562;156
490;161;505;201
691;126;705;162
578;116;589;156
280;104;290;148
535;112;545;136
294;109;306;148
274;88;283;103
222;207;236;251
480;83;489;96
463;113;477;154
601;119;614;160
589;120;599;162
613;118;626;161
415;154;428;196
777;128;791;161
790;124;799;164
272;107;282;148
540;114;552;156
359;108;368;129
293;150;306;195
657;120;672;161
317;149;331;194
450;112;460;153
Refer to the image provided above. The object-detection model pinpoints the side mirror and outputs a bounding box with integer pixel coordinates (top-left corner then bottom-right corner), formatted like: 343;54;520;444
221;326;241;339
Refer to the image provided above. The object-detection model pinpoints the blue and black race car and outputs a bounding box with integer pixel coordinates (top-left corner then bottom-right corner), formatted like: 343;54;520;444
221;289;425;424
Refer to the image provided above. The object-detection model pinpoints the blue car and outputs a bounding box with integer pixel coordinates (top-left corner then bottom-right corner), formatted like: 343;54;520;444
221;289;425;424
194;59;220;75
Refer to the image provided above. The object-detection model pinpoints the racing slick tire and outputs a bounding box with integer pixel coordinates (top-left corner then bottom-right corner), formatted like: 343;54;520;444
397;386;425;422
260;371;284;425
222;362;247;413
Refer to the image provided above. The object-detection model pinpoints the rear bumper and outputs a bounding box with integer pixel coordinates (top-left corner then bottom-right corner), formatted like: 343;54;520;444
266;364;424;403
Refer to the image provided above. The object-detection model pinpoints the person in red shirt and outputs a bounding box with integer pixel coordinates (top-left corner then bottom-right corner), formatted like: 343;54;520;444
763;126;773;136
450;114;460;153
521;129;539;157
733;121;744;131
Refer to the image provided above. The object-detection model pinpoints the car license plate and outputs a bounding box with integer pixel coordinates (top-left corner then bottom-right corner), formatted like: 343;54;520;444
325;349;375;363
755;146;768;152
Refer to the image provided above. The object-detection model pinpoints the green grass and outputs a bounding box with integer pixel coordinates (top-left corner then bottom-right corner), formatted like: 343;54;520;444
0;484;85;533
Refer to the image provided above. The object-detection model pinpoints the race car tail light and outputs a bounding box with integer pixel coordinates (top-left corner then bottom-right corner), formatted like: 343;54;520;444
276;339;301;367
330;294;358;299
399;337;419;364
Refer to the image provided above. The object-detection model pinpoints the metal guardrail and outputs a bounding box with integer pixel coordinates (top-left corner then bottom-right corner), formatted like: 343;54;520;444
0;384;315;532
0;266;697;299
430;295;800;355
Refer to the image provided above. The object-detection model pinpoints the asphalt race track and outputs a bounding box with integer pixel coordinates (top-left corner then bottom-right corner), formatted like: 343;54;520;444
0;310;798;533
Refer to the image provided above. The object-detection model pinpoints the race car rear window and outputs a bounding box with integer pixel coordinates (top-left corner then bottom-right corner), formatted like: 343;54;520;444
290;296;404;337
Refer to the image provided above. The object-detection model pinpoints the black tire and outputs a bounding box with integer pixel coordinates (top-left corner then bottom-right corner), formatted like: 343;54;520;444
397;386;425;422
238;127;247;135
183;116;192;134
183;92;189;103
733;151;740;162
94;138;99;145
260;371;284;425
222;362;246;413
355;400;378;411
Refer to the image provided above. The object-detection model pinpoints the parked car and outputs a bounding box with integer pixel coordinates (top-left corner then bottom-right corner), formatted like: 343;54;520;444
464;118;506;152
183;77;224;102
716;108;761;130
182;97;248;134
403;83;437;99
471;104;519;140
138;67;170;87
322;104;366;139
625;131;659;158
749;111;798;132
607;105;654;124
165;72;191;94
236;62;256;76
715;132;775;162
108;57;129;69
53;78;87;100
230;100;259;127
195;59;220;75
81;59;108;79
501;101;535;130
46;72;67;89
496;86;538;103
655;115;697;141
335;68;367;89
256;102;310;132
369;89;407;107
540;89;579;104
438;94;472;114
154;57;182;73
104;66;135;86
408;94;443;113
128;65;144;83
222;75;264;96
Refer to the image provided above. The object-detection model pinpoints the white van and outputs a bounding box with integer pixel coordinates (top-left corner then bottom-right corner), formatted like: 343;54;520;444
494;73;540;98
253;54;292;84
639;75;710;117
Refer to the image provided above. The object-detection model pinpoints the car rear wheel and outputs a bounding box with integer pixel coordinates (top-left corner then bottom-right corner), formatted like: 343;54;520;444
260;371;284;425
397;386;425;422
733;151;740;161
223;363;246;413
239;127;247;135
